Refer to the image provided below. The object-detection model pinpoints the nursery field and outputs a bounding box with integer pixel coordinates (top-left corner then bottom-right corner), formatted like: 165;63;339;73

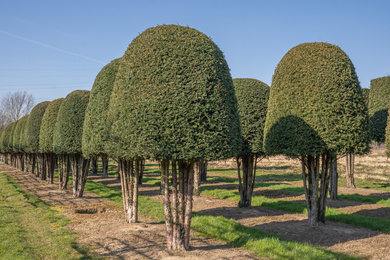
1;146;390;259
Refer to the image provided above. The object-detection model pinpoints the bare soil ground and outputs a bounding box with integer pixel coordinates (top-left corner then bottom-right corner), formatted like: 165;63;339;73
2;148;390;259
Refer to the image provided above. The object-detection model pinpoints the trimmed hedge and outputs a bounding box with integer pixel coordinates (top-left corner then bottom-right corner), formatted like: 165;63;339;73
264;42;370;157
39;98;64;154
233;78;269;156
368;76;390;144
108;24;241;161
24;101;50;154
53;90;90;155
82;58;121;159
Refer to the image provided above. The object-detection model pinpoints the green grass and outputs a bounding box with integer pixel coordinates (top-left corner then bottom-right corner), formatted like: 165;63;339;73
0;169;95;260
192;215;358;260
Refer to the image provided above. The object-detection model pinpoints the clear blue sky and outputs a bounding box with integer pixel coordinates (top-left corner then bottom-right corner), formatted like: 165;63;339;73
1;0;389;104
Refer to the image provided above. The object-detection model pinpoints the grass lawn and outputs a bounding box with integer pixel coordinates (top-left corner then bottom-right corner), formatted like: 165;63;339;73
0;168;94;260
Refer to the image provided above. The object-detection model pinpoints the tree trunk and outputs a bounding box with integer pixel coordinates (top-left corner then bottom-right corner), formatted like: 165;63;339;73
91;157;98;175
329;156;338;200
346;152;356;188
59;154;70;190
138;160;144;185
162;160;194;251
70;153;90;197
301;153;331;226
193;162;201;196
46;153;56;184
38;153;47;180
118;159;138;223
237;155;257;208
102;156;109;177
200;161;208;182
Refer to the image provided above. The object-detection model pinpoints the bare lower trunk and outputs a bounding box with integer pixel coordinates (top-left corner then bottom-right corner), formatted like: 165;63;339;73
91;157;98;175
59;154;70;190
119;159;138;223
162;160;194;251
193;162;201;196
46;153;56;184
38;153;47;180
200;161;208;182
70;153;90;197
302;153;331;226
346;152;356;188
102;156;109;177
237;155;257;208
329;156;338;200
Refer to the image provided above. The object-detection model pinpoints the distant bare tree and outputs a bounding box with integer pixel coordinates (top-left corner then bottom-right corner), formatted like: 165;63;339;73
0;91;35;127
0;109;8;131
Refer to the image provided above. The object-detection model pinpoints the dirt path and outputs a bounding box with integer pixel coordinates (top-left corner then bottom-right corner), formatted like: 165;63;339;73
3;163;390;259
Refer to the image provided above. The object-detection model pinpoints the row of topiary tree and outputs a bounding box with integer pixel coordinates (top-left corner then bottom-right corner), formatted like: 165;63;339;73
0;24;373;250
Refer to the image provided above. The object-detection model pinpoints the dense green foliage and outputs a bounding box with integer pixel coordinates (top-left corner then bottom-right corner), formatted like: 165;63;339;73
12;115;29;153
82;58;121;158
39;98;64;153
361;88;370;110
24;101;50;154
264;42;370;157
1;122;16;153
108;24;241;161
53;90;90;154
233;78;269;156
369;76;390;144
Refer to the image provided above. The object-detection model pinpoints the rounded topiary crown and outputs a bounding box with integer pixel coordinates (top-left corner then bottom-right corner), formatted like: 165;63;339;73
233;78;269;156
25;101;50;154
108;24;241;161
368;76;390;144
82;58;121;159
39;98;64;154
264;42;369;157
53;90;90;155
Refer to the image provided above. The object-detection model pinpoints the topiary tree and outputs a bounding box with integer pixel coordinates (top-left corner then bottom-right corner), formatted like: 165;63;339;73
82;58;121;178
369;76;390;144
108;24;241;250
1;121;17;165
264;42;370;226
362;88;370;109
39;98;64;185
12;115;29;170
24;101;50;178
233;78;269;207
53;90;90;197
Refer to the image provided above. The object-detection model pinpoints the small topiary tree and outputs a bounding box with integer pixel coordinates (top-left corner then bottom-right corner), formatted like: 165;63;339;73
264;42;370;226
25;101;50;178
1;121;17;165
82;58;121;178
53;90;90;197
12;115;29;170
108;24;241;250
233;78;269;207
39;98;64;185
369;76;390;144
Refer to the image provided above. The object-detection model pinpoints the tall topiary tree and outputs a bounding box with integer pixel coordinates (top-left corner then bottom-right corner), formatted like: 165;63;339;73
25;101;50;178
264;42;370;226
362;88;370;109
369;76;390;144
39;98;64;185
108;24;241;250
233;78;269;207
53;90;90;197
82;58;121;178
